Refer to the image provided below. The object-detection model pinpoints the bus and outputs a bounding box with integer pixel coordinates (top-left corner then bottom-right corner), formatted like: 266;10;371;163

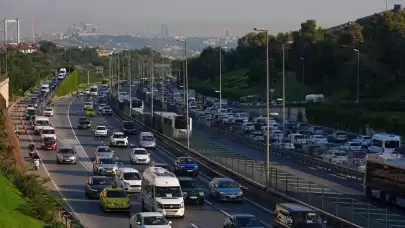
89;85;98;96
131;98;144;109
364;153;405;204
152;111;192;139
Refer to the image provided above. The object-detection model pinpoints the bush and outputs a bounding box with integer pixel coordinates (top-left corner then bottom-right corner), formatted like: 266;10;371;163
55;69;79;97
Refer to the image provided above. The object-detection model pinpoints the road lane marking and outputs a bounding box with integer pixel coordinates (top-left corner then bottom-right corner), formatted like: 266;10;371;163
190;223;199;228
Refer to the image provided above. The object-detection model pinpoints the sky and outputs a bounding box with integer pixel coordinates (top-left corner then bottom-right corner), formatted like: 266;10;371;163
0;0;396;37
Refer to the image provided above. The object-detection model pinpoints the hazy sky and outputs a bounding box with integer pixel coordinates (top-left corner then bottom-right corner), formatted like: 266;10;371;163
1;0;395;37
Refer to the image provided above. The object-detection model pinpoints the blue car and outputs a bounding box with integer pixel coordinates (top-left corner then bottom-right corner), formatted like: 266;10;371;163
209;177;243;202
174;157;199;176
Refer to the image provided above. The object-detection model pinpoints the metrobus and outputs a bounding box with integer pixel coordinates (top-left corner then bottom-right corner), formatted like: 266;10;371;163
152;111;192;139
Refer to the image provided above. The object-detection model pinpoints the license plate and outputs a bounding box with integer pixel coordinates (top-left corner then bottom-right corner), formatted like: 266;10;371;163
229;195;235;198
187;170;193;172
117;205;123;208
190;196;197;199
65;159;71;161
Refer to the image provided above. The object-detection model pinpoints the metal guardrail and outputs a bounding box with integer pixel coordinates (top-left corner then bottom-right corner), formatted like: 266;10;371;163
202;124;365;180
9;75;87;228
109;96;365;228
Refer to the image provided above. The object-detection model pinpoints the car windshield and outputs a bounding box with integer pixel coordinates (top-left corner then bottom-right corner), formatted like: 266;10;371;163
385;140;400;149
336;132;346;136
335;152;347;156
180;180;197;188
42;129;55;134
113;134;125;138
99;158;115;164
106;190;127;198
133;149;148;155
143;216;169;225
103;106;111;110
124;122;135;128
290;211;323;225
27;109;36;115
123;172;141;180
142;136;154;141
97;147;111;152
92;178;113;185
218;181;239;188
58;148;74;154
96;127;106;130
45;108;52;111
43;137;55;142
349;142;361;147
363;136;371;140
155;186;182;197
179;158;195;164
36;121;49;125
236;217;262;227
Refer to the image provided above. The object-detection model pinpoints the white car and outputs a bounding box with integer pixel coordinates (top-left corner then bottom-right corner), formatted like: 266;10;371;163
95;146;114;157
43;107;54;117
130;148;150;164
308;135;328;145
114;167;142;193
352;135;372;147
129;212;172;228
84;102;93;110
40;126;56;139
98;103;107;112
109;132;128;147
322;149;348;164
94;126;108;137
340;141;362;151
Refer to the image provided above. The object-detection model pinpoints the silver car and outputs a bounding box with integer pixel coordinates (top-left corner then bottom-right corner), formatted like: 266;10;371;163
92;155;118;176
95;146;114;158
56;148;77;164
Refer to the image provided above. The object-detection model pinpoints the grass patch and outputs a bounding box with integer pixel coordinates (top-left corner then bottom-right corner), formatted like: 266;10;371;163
0;174;43;228
191;69;315;101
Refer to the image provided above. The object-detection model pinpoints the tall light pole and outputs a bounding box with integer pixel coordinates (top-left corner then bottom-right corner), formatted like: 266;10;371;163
353;49;360;103
146;46;155;116
215;47;226;120
253;28;270;184
282;41;293;129
177;39;190;150
300;57;305;102
128;51;132;116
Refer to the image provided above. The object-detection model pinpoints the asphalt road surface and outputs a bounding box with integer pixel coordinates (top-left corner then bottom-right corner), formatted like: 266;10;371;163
12;94;275;228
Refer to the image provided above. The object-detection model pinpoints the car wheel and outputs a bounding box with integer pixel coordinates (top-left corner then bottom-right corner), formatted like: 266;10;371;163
56;159;60;164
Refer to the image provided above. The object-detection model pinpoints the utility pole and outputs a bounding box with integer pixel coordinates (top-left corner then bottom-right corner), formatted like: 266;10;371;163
87;70;90;85
128;52;132;116
117;52;121;96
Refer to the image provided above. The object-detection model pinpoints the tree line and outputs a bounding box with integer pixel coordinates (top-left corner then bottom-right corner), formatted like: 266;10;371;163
174;10;405;101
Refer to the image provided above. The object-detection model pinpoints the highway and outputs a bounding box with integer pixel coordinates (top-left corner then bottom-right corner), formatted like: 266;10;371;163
13;93;276;228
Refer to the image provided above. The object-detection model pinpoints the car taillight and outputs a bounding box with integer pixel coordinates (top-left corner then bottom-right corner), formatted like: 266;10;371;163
41;143;45;146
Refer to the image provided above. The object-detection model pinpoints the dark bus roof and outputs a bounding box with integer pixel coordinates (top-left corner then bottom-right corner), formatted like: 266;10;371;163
277;203;316;212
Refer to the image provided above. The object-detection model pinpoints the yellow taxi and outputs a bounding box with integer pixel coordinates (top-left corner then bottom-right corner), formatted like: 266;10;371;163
99;188;130;212
85;108;96;117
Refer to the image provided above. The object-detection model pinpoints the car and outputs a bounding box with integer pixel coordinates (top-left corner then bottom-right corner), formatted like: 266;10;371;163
209;177;243;202
43;107;54;117
84;101;93;110
129;148;150;164
77;117;91;129
223;214;264;228
56;147;77;164
178;176;204;205
94;125;108;137
40;126;56;139
99;188;130;212
92;155;118;176
25;107;37;120
352;135;372;147
41;136;57;150
122;121;137;135
109;132;128;147
114;167;142;193
129;212;173;228
100;106;113;115
94;146;114;158
308;135;328;145
173;157;199;176
85;108;97;117
85;176;114;199
340;141;362;151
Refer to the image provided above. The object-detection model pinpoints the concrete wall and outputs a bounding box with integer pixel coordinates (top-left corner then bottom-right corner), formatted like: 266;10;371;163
0;75;9;108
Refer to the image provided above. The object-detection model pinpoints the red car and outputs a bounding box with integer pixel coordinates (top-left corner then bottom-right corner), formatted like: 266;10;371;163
41;137;57;150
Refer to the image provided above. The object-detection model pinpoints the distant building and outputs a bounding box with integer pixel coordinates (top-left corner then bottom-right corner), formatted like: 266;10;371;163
84;24;92;33
161;24;169;38
225;29;231;38
96;47;111;57
92;26;99;33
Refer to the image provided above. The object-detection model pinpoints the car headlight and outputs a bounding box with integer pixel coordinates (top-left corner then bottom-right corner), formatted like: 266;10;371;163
156;202;163;208
180;202;184;208
194;165;199;169
237;192;243;196
98;167;104;171
69;156;76;160
124;181;130;186
199;192;204;196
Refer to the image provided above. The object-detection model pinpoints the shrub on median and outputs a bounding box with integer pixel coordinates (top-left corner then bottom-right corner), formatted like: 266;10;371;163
55;69;79;97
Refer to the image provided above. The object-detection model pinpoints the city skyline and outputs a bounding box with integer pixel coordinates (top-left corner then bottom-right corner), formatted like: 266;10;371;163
1;0;394;37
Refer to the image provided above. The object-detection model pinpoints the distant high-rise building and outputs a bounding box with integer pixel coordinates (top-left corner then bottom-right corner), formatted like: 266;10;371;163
84;24;92;33
161;24;169;38
225;29;231;38
92;26;99;33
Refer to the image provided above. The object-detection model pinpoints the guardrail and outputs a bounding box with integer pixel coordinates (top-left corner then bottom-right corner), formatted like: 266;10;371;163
10;74;87;228
109;96;364;228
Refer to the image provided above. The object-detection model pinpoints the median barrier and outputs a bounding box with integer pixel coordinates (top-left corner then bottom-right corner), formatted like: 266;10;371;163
109;96;364;228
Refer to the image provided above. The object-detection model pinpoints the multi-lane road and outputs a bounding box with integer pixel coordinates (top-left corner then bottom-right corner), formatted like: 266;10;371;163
12;94;277;228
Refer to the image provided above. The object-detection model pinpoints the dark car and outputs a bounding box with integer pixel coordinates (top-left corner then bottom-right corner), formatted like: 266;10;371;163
85;176;114;198
121;121;137;134
25;108;37;120
78;117;91;129
178;177;204;205
174;157;199;176
223;214;264;228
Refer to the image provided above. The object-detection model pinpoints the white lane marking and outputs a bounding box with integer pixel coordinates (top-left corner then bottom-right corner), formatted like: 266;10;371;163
108;110;274;227
190;223;199;228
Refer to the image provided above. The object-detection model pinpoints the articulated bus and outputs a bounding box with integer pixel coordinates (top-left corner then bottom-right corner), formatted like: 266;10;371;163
152;111;192;139
364;152;405;205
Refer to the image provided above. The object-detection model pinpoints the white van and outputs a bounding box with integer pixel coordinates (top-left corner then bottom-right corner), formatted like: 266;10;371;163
139;132;156;149
33;116;50;133
40;126;56;139
41;84;50;93
141;167;185;217
368;133;401;154
115;167;142;193
89;85;98;96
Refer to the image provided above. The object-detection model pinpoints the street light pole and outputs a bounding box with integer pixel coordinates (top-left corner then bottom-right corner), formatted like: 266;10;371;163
254;28;270;185
300;57;305;102
282;43;286;130
128;52;132;116
177;39;190;150
219;47;222;120
149;48;154;116
354;49;360;103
